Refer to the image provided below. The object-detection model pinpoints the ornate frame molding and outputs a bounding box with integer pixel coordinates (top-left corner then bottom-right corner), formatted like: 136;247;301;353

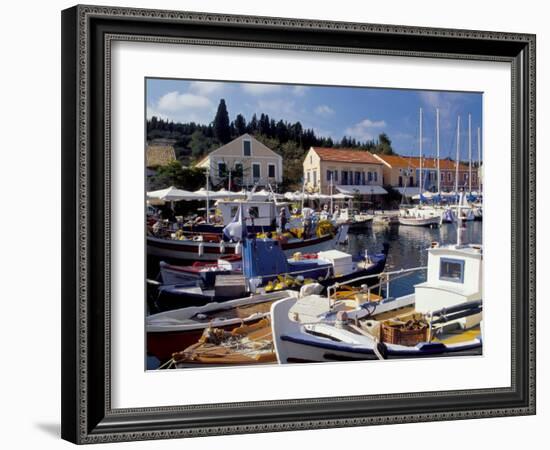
61;5;536;444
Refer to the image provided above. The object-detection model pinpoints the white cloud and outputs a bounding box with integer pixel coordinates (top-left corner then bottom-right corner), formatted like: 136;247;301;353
157;91;212;111
292;85;309;96
147;106;215;125
418;91;471;132
241;83;283;95
418;91;441;109
256;99;299;121
344;118;386;141
314;105;335;116
149;90;216;124
188;81;226;95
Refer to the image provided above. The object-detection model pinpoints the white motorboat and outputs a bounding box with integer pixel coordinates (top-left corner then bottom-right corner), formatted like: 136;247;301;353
398;207;441;227
271;214;483;363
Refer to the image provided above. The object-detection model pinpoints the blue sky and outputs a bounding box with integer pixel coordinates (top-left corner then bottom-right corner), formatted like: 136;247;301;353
146;78;483;159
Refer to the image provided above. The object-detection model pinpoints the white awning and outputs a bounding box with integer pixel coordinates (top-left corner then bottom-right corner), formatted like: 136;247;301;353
336;185;388;195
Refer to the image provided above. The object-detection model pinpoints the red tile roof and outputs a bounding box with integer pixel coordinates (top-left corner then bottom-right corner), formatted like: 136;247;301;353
402;156;469;171
312;147;382;165
373;154;415;169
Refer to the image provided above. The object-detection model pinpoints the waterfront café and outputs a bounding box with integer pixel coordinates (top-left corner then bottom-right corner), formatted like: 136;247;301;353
401;156;473;193
302;147;387;208
373;153;473;198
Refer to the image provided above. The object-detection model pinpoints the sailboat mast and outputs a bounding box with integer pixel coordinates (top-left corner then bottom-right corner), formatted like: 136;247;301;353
455;116;460;196
330;176;334;215
419;107;423;199
468;114;472;194
436;108;440;195
477;126;481;193
205;166;211;224
301;178;306;212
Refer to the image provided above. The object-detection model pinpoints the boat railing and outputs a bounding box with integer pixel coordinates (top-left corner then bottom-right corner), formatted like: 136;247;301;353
326;266;427;306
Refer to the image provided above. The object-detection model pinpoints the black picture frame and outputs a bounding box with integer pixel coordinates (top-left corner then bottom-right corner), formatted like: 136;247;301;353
61;4;536;444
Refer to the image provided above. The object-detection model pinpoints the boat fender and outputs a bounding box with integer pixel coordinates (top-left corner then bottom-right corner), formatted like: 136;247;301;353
198;242;204;257
335;311;349;329
219;240;226;254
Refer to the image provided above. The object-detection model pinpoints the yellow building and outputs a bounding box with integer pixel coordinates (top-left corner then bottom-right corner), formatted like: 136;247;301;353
372;154;417;188
196;134;282;188
374;153;475;193
302;147;386;195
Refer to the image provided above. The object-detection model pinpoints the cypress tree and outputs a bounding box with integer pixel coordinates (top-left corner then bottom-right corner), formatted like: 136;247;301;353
213;99;231;144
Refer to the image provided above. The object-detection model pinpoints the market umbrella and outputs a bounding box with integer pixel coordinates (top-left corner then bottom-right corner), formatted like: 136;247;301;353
146;186;199;201
216;188;247;199
192;188;230;200
249;188;271;200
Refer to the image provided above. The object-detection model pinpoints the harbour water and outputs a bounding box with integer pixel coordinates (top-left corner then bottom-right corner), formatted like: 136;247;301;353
146;219;483;369
341;221;483;298
147;221;483;297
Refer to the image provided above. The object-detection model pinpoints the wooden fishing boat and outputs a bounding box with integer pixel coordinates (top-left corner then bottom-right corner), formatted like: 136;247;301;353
147;198;349;263
398;214;441;227
172;319;276;367
146;290;298;362
153;239;388;312
158;254;242;286
147;226;348;262
271;236;483;363
170;286;383;368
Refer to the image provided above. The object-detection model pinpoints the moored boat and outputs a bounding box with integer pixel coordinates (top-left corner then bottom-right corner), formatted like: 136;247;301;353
152;238;388;311
271;224;483;363
146;289;299;362
398;213;441;227
172;318;276;367
147;224;348;263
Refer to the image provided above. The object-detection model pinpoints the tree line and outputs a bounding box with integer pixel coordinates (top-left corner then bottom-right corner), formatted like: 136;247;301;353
147;99;395;190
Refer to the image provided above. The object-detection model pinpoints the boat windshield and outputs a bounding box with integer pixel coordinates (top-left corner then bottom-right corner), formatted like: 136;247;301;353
439;258;465;283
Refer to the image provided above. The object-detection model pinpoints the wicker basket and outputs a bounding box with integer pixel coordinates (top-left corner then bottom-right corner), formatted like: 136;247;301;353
381;321;428;346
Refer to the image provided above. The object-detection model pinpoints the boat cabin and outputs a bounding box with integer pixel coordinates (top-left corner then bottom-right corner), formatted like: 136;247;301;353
414;243;483;328
216;200;291;227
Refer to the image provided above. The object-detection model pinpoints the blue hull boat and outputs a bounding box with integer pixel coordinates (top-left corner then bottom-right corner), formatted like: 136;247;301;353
151;238;388;312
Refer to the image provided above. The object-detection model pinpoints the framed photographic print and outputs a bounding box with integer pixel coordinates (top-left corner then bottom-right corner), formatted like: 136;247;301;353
61;4;536;444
